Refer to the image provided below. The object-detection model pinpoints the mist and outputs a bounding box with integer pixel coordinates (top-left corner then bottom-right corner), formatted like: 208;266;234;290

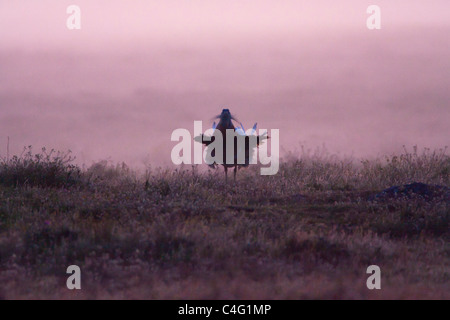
1;1;449;168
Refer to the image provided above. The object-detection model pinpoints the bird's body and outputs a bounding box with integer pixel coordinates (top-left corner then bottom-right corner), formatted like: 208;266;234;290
195;109;268;181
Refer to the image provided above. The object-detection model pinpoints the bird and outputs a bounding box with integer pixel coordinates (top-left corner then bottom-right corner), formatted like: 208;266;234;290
194;108;268;181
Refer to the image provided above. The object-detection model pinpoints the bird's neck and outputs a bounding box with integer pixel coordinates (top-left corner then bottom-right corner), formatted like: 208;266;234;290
217;118;234;130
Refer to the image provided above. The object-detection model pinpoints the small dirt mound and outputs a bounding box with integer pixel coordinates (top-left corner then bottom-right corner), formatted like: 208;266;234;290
370;182;449;202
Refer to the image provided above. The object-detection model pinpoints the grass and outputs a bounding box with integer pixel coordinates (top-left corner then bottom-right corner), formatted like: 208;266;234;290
0;146;81;188
0;146;448;299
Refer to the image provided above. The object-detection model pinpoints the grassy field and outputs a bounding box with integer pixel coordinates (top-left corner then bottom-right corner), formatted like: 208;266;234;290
0;146;448;299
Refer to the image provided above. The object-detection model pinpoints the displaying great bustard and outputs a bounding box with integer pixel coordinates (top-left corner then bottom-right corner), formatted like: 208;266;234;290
194;109;268;181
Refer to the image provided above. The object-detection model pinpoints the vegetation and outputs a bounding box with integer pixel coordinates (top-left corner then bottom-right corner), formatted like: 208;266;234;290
0;147;81;188
0;146;448;299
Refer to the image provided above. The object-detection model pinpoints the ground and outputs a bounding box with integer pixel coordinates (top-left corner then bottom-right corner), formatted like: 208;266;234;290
0;147;448;299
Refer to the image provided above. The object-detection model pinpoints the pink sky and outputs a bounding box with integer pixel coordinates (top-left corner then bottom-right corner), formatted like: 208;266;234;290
2;1;450;48
0;1;449;167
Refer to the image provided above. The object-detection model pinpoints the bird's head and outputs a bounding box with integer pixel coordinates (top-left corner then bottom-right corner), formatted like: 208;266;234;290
215;108;237;123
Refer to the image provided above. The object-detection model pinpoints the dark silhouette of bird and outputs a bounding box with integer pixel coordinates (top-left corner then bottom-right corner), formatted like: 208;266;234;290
194;108;268;181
